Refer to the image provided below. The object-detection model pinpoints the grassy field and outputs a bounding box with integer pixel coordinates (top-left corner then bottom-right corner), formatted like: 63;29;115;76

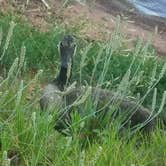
0;13;166;166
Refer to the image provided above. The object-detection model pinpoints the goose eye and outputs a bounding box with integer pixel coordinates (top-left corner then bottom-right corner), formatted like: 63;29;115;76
59;42;63;47
70;43;76;48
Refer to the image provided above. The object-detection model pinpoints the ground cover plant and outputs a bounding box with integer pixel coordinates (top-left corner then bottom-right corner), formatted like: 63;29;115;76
0;14;166;165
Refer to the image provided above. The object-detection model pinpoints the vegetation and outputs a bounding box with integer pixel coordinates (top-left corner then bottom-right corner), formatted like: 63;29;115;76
0;14;166;165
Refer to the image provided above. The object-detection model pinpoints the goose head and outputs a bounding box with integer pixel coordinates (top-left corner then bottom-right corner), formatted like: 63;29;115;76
59;35;76;68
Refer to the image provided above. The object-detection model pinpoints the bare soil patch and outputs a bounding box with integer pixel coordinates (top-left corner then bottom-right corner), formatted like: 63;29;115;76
1;0;166;56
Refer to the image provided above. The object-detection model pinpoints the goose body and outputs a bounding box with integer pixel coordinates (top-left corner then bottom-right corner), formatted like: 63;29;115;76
61;87;156;133
40;35;156;134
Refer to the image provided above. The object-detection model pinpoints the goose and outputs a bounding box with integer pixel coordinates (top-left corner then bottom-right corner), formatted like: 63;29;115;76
40;35;156;134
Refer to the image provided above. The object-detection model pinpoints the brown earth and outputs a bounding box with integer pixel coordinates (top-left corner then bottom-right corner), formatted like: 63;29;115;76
0;0;166;56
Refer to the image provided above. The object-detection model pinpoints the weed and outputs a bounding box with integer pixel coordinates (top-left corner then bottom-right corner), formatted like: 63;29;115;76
0;15;166;165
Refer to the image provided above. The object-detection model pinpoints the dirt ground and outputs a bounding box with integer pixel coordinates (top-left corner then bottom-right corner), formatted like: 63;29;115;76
0;0;166;56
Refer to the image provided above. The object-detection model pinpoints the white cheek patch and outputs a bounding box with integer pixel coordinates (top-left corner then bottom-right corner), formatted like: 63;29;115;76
57;42;60;54
73;44;77;57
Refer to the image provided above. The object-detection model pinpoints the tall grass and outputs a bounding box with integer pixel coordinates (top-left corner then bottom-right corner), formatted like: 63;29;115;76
0;18;166;165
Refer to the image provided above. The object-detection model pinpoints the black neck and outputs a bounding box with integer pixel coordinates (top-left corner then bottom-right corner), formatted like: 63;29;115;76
53;65;72;91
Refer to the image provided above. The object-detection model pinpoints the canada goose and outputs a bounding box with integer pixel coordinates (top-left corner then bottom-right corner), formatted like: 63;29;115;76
40;35;156;134
40;35;76;110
